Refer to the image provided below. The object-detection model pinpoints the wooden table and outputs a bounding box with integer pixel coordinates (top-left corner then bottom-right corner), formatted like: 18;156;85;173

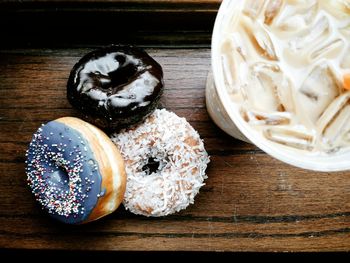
0;0;349;252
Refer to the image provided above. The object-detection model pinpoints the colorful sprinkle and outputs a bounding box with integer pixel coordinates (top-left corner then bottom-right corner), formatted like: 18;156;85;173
25;121;103;223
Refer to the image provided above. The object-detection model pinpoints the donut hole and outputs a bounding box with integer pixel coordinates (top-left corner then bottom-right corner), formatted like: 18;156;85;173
49;165;70;191
108;59;139;90
115;54;126;64
142;157;161;176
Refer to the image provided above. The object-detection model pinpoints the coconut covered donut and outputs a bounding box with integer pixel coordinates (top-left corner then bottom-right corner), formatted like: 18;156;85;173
111;109;210;217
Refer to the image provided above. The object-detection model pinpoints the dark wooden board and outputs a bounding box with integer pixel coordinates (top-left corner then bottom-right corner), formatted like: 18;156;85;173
0;0;221;48
0;48;349;252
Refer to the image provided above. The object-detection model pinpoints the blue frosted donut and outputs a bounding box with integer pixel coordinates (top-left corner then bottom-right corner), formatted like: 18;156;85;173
25;117;126;224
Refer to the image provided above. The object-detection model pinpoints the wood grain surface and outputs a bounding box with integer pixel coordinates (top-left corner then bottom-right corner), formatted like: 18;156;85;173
0;48;349;252
0;0;220;48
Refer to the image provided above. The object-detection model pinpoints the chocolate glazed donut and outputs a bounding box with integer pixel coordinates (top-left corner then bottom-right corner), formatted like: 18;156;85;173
67;45;164;131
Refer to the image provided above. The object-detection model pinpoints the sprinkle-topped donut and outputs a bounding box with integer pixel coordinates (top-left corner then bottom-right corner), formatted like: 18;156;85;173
67;45;164;131
111;109;210;217
26;117;126;224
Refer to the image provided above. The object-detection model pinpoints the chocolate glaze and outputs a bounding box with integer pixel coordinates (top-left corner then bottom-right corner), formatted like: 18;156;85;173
67;45;164;131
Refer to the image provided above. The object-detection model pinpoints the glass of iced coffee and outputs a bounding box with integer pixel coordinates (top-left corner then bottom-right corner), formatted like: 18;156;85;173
208;0;350;171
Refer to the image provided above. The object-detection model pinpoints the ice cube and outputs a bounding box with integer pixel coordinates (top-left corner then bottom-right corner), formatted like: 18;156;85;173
221;53;236;93
320;0;350;19
310;39;345;60
323;105;350;148
242;18;278;60
317;91;350;147
265;0;283;25
231;32;249;60
340;22;350;37
244;63;295;112
220;38;249;94
274;69;295;113
243;0;265;19
263;127;315;151
275;1;318;31
242;109;292;125
288;16;330;52
254;25;279;60
243;72;280;112
341;48;350;68
296;64;341;126
221;40;237;92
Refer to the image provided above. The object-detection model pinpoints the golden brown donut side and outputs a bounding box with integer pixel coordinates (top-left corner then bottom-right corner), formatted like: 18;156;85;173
85;123;126;222
56;117;126;223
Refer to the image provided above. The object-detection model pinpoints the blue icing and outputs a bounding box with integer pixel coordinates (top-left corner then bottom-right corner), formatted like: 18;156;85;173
26;120;103;224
